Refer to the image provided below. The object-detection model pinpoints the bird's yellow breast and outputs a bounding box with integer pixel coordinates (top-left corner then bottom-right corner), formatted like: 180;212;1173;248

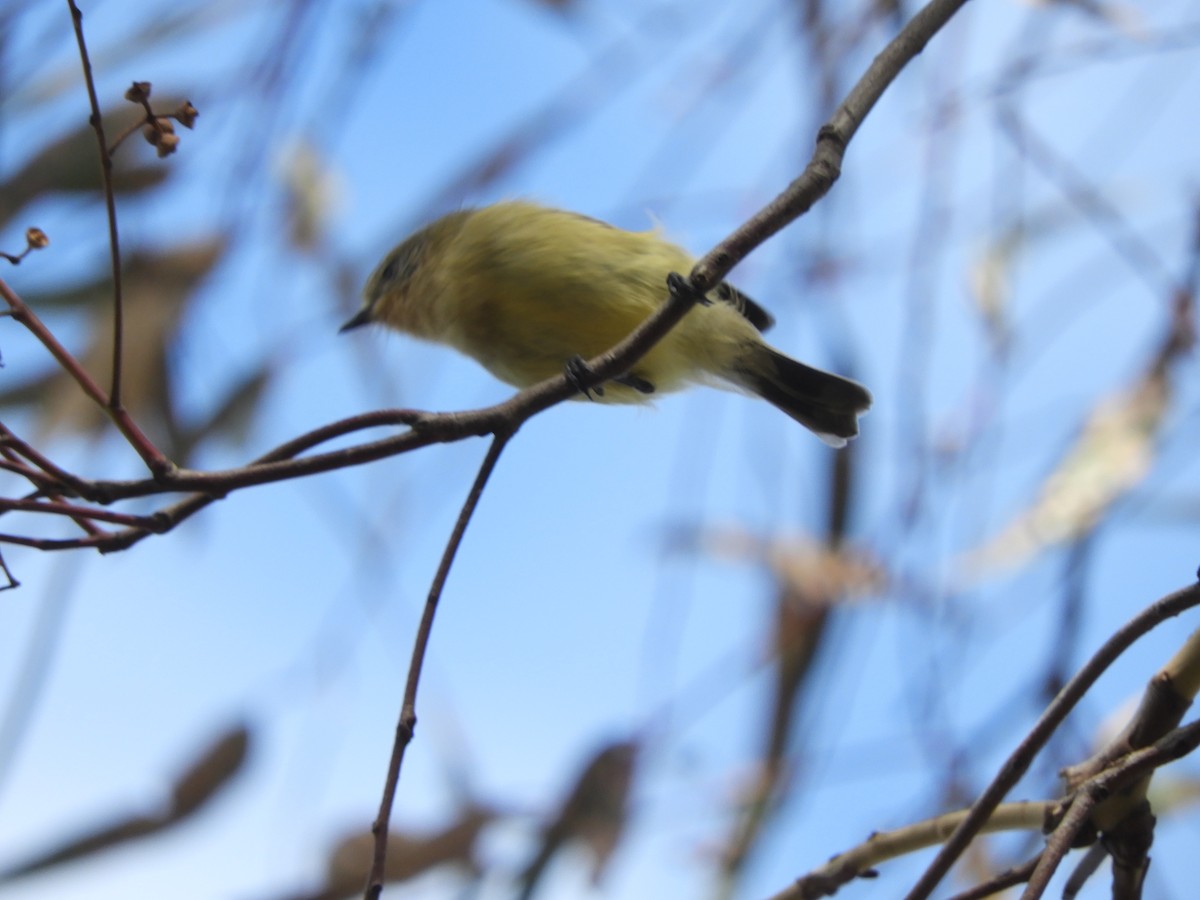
426;203;758;400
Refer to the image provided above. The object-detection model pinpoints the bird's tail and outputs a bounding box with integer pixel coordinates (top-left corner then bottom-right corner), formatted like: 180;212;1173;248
733;345;872;447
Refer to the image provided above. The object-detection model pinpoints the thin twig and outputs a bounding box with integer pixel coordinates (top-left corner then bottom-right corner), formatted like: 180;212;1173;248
905;580;1200;900
0;458;62;494
1023;791;1099;899
769;802;1051;900
364;430;513;900
0;277;168;475
1062;843;1108;899
0;497;164;530
0;421;93;496
946;853;1041;900
1;0;974;548
107;115;149;155
1021;720;1200;898
375;2;978;887
0;279;109;416
65;0;126;410
0;549;17;589
688;0;976;292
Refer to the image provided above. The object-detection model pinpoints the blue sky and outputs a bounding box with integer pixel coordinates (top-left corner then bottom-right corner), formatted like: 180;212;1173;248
1;1;1199;899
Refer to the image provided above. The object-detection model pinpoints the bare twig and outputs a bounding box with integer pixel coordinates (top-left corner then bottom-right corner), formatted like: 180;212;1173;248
688;0;974;292
0;456;66;495
1021;719;1200;898
364;430;513;900
769;802;1051;900
905;580;1200;900
0;497;165;530
946;853;1042;900
0;278;169;477
1062;843;1108;899
0;0;974;552
0;422;93;496
65;1;127;412
0;228;50;265
358;1;978;891
0;550;17;589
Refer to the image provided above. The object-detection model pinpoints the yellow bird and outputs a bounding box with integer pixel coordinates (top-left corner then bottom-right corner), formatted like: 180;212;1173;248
342;201;871;445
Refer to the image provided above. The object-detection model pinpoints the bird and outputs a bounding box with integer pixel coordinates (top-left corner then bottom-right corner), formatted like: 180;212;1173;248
341;201;871;445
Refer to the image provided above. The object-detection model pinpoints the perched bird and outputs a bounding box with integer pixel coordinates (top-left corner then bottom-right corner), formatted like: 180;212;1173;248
342;201;871;445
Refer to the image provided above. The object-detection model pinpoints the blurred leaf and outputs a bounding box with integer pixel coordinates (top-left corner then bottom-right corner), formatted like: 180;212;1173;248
280;804;498;900
0;722;250;885
962;374;1167;577
0;115;172;229
960;296;1194;580
672;525;886;608
516;738;638;900
169;724;250;819
1030;0;1148;39
276;140;343;253
968;204;1077;355
686;527;885;887
1147;773;1200;818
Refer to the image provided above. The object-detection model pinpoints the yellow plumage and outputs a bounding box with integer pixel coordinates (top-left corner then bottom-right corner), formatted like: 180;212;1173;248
342;201;870;445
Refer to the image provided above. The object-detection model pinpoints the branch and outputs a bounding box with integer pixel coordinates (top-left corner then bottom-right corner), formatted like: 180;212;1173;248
66;1;127;411
688;0;975;291
947;854;1042;900
1022;719;1200;898
0;277;169;476
768;802;1051;900
363;431;512;900
355;0;978;890
905;578;1200;900
1;0;979;554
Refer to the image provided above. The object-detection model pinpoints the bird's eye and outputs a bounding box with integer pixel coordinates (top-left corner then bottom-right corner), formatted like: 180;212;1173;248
378;249;421;287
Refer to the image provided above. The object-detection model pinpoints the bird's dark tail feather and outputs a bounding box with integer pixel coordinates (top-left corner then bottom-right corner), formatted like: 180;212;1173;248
736;347;872;447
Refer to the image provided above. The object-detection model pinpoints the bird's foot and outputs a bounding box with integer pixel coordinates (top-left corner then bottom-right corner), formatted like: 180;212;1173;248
614;372;655;394
565;355;604;400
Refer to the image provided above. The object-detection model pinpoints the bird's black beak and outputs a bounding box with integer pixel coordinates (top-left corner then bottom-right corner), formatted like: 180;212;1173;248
339;307;373;333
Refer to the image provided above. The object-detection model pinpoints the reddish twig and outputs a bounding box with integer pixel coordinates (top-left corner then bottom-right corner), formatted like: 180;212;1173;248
0;457;64;494
0;277;169;477
66;0;127;412
0;497;165;530
0;421;94;496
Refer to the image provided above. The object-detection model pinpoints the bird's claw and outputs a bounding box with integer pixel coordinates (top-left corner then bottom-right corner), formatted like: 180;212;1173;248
565;355;604;400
